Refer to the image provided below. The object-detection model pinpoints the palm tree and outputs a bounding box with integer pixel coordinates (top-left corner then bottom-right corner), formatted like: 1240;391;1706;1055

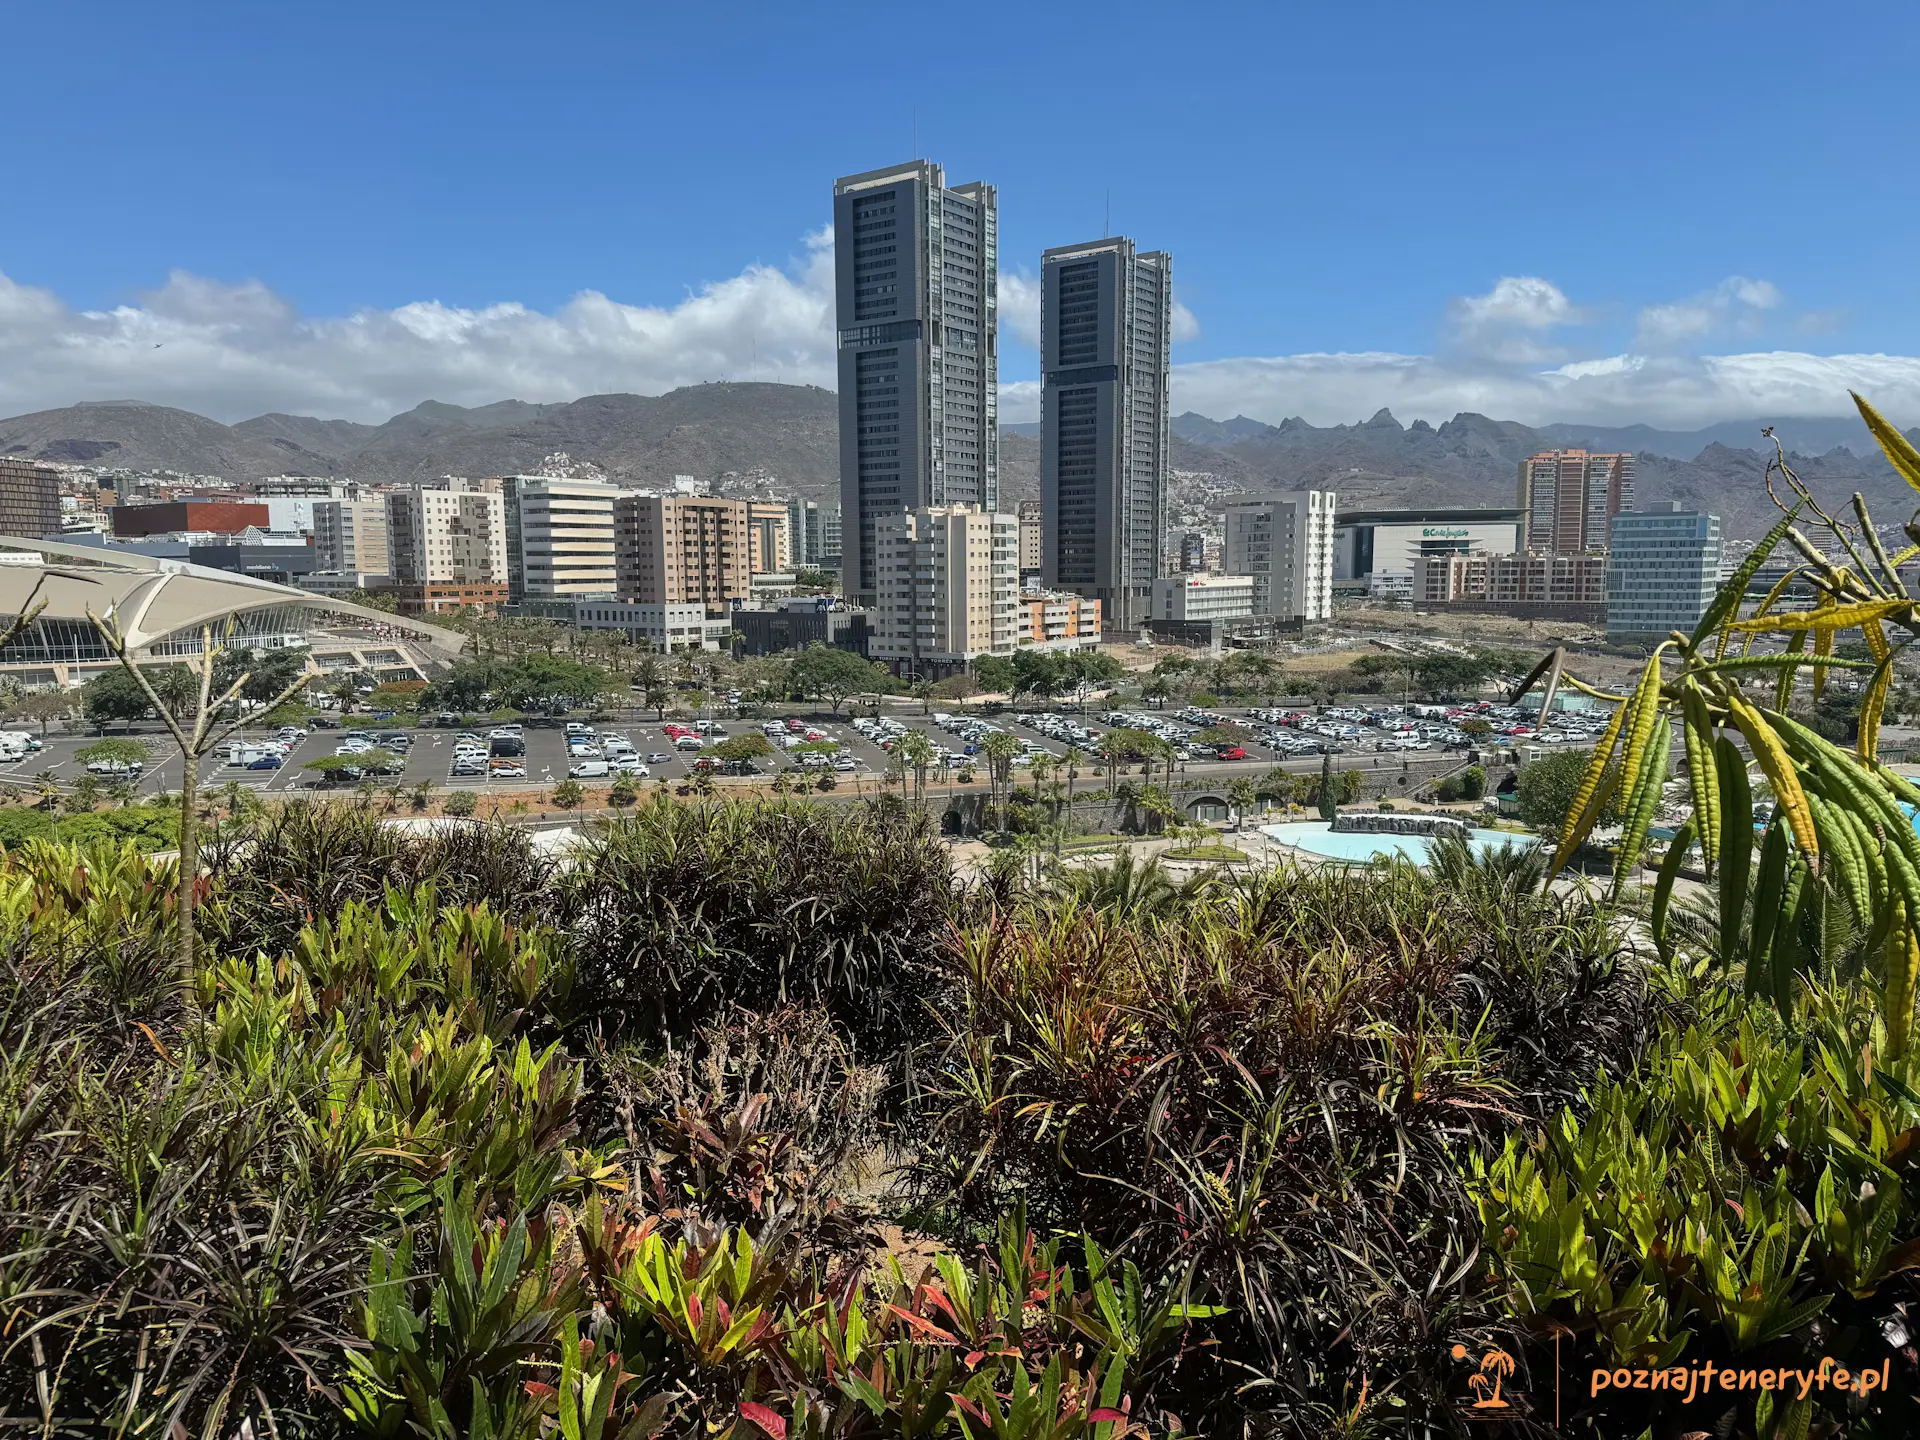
898;729;937;812
1228;776;1258;831
980;731;1020;832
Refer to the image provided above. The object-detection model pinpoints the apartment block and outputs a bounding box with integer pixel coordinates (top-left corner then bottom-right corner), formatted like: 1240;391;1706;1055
784;498;843;570
1016;499;1044;578
615;495;751;607
312;498;392;577
378;487;503;595
502;477;619;603
746;501;793;575
1413;549;1607;621
1040;237;1172;632
1178;532;1208;573
1150;573;1256;624
869;506;1018;674
1016;589;1102;653
1222;491;1336;621
1518;450;1634;553
1606;505;1724;640
834;160;998;602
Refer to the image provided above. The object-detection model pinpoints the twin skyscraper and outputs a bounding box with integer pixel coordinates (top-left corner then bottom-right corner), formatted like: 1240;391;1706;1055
833;160;1171;634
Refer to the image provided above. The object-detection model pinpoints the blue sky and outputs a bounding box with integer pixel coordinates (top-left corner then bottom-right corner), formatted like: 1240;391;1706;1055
4;0;1919;427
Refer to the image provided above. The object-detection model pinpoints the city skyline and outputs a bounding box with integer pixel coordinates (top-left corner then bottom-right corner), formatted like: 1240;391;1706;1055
4;3;1920;431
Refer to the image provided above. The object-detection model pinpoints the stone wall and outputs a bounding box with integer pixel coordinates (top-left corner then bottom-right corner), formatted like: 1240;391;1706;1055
1330;812;1471;838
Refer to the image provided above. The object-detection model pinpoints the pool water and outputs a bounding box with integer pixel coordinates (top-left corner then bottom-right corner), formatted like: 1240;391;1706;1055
1259;820;1539;865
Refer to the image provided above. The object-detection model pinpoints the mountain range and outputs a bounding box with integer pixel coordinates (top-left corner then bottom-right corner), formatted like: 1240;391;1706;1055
5;387;1917;540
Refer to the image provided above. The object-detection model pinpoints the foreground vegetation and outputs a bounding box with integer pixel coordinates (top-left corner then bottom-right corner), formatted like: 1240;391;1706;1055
11;397;1920;1438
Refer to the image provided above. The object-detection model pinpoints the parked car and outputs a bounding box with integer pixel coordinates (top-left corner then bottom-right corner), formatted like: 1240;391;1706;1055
247;754;283;770
647;753;671;764
569;760;611;779
488;762;527;779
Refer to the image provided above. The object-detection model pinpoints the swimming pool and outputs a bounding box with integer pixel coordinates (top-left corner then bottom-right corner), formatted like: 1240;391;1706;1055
1259;820;1540;865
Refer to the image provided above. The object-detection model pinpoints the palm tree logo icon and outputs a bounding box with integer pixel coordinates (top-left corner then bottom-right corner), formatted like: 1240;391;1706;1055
1452;1343;1517;1409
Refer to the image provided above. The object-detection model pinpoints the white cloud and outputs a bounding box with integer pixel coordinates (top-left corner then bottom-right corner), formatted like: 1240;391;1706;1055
0;231;842;424
1636;275;1783;350
2;248;1912;436
1152;348;1920;431
998;272;1043;350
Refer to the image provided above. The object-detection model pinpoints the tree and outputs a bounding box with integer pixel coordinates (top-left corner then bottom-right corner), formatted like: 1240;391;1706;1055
86;613;312;983
551;778;586;810
931;673;978;707
83;669;151;731
1317;752;1337;821
609;776;639;807
791;643;884;716
14;690;70;737
1228;776;1258;831
630;654;673;719
970;654;1018;698
980;731;1020;830
76;737;148;772
442;789;479;818
1516;746;1622;838
897;729;937;811
711;733;774;773
1340;768;1365;804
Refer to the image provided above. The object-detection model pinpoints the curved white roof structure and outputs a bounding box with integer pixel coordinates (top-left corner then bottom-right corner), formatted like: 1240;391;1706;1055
0;536;466;659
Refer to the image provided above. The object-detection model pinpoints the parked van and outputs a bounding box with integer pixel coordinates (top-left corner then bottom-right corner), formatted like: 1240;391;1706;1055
0;733;31;762
568;760;611;779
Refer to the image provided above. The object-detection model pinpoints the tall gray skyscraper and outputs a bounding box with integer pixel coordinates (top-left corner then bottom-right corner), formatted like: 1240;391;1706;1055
833;160;998;602
1040;238;1171;633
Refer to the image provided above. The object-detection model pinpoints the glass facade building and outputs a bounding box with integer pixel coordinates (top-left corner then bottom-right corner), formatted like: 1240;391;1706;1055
1606;506;1723;640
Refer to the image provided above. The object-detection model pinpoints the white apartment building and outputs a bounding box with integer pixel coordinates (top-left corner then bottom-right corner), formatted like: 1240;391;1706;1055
1223;491;1336;621
1150;573;1255;624
570;600;736;652
385;487;507;585
313;498;392;578
870;507;1020;675
503;477;620;603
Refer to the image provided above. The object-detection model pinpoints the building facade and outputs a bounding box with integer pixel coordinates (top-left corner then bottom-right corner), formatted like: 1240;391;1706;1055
869;506;1018;674
784;498;842;571
1039;237;1172;633
1222;491;1336;620
1150;573;1256;624
110;499;269;538
1016;589;1102;653
732;601;872;659
834;160;998;603
385;488;508;601
312;498;392;578
1606;505;1724;640
569;600;736;652
1016;499;1043;579
1519;450;1634;553
1178;532;1208;573
1412;550;1607;621
745;501;793;576
1331;507;1524;595
502;477;619;604
615;495;751;608
0;460;67;541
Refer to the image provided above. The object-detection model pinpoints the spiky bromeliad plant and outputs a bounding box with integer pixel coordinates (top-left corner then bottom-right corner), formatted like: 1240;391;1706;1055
1516;393;1920;1052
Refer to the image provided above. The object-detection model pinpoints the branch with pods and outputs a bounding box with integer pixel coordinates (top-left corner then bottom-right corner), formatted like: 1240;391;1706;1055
85;609;317;986
1513;393;1920;1053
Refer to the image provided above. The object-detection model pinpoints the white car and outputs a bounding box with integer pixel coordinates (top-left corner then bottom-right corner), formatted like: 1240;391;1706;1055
86;757;145;776
612;758;650;777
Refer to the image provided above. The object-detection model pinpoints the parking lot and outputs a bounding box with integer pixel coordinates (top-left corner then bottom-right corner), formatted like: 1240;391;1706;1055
0;691;1587;802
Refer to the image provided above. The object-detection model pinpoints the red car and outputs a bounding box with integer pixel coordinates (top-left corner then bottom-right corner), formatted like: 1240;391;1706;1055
1216;746;1248;761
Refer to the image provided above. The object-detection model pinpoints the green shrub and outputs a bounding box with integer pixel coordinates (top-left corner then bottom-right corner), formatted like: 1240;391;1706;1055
551;778;586;809
443;788;479;817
